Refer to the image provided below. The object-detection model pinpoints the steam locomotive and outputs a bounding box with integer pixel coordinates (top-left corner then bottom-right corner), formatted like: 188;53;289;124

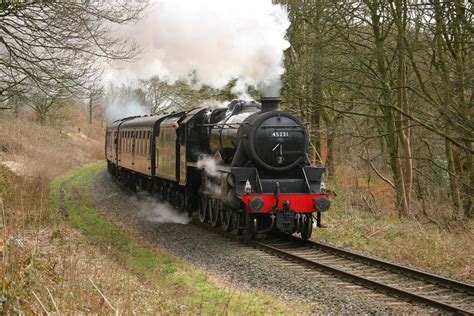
105;97;330;239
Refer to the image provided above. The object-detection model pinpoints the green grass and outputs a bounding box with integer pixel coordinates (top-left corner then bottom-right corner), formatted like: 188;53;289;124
51;161;304;314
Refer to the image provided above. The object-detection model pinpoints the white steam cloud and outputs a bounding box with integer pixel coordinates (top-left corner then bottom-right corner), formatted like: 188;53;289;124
104;98;149;123
135;195;190;225
107;0;290;97
197;155;222;196
197;155;221;178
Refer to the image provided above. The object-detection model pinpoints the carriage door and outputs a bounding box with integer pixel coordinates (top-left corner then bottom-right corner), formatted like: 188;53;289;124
113;131;118;163
177;125;186;185
132;130;136;167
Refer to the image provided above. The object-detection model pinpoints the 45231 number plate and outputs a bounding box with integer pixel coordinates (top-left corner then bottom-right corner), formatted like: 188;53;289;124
271;131;289;137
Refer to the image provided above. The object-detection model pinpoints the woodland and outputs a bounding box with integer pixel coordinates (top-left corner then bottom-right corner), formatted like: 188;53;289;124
1;0;472;223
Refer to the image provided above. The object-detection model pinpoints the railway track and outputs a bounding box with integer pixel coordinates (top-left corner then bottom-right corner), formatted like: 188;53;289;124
194;220;474;314
254;238;474;315
110;176;473;314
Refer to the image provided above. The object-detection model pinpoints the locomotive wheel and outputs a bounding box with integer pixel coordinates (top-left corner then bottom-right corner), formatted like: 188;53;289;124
231;211;243;235
210;199;220;227
168;187;176;204
127;174;137;192
300;214;313;240
198;193;208;223
159;184;167;201
246;216;258;240
175;191;185;211
220;208;232;232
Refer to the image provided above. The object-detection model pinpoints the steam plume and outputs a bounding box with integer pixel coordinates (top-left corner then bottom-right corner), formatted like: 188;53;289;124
197;155;222;196
107;0;290;97
104;98;149;122
134;195;190;224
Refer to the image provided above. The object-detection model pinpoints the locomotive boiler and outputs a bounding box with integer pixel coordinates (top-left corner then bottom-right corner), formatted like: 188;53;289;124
105;97;330;239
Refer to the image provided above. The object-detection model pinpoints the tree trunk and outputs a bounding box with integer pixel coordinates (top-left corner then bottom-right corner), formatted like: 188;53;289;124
394;0;413;211
465;142;474;218
452;0;472;218
326;125;336;180
368;0;410;216
445;139;463;220
311;70;322;164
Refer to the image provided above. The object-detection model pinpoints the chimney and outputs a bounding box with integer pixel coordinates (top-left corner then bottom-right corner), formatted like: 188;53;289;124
260;96;280;112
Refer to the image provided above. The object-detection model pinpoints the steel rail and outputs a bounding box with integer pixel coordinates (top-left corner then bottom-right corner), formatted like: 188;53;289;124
192;219;473;314
254;240;473;315
289;236;474;296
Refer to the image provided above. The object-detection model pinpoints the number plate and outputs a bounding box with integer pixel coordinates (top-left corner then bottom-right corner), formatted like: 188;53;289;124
271;131;289;137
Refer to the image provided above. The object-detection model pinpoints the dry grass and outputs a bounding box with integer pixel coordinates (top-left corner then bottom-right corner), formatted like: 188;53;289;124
0;113;302;314
0;112;111;313
0;112;103;180
2;221;172;314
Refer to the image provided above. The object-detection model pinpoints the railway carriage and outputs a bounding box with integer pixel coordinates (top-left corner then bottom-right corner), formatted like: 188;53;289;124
106;98;330;239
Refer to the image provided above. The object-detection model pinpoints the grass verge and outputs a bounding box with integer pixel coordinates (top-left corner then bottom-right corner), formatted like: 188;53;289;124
51;161;304;314
314;198;473;282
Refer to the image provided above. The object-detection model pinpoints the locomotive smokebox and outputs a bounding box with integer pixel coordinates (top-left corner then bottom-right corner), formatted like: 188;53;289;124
260;96;280;112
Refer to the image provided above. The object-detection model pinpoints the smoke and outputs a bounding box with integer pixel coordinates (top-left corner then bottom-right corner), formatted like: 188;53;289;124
134;195;190;225
106;0;290;97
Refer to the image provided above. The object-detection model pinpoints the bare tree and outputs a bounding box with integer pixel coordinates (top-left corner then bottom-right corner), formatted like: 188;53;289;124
21;89;68;125
0;1;146;102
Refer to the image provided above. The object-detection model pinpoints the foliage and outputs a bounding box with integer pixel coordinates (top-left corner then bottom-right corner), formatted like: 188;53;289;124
280;0;473;220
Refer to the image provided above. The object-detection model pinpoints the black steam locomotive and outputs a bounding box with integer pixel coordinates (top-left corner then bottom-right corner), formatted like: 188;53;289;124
105;97;330;239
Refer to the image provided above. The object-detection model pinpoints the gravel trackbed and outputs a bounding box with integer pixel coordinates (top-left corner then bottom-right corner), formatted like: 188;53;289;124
90;170;434;314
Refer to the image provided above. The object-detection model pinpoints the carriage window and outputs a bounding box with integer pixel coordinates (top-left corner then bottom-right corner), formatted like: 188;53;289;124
147;131;150;154
138;132;142;154
127;131;130;152
142;131;146;154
